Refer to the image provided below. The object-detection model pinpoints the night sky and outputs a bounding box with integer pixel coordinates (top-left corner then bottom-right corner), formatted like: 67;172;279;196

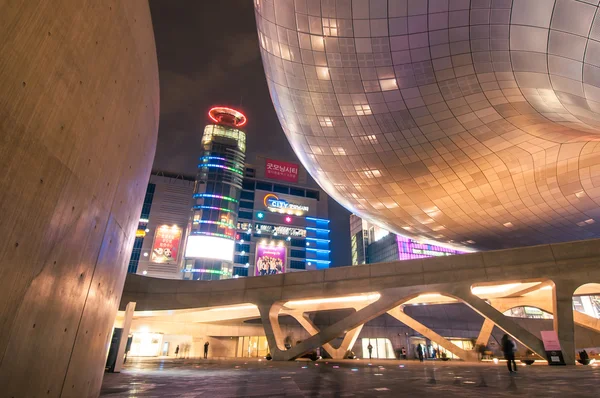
149;0;352;267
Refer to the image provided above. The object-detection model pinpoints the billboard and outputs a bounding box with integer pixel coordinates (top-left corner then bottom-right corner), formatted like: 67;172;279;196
150;225;182;264
255;244;286;276
265;158;299;183
263;193;310;214
184;235;234;262
396;235;464;261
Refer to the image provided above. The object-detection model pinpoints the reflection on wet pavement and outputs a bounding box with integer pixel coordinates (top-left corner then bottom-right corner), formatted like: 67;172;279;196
101;358;600;397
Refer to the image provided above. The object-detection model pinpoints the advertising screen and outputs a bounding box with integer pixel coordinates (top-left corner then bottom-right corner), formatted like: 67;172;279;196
184;235;234;262
397;235;465;260
150;225;182;264
265;159;299;183
255;244;286;276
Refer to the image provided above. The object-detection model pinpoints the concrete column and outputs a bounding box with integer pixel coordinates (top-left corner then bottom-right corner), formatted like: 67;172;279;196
388;307;478;362
113;302;136;372
289;311;363;359
257;303;286;360
272;292;403;360
451;287;546;358
476;318;495;347
552;281;577;365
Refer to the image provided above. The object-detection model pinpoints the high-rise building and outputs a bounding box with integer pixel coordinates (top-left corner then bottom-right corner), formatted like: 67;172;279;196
181;107;247;281
128;173;193;278
126;154;332;279
234;156;331;277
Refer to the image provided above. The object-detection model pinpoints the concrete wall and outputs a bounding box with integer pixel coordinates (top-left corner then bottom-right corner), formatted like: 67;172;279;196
0;1;159;397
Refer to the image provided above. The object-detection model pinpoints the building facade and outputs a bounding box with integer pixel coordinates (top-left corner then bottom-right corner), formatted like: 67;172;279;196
127;155;331;279
350;215;466;265
233;157;331;277
129;173;194;278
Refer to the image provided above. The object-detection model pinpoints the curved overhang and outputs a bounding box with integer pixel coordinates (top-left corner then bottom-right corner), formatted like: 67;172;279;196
255;0;600;250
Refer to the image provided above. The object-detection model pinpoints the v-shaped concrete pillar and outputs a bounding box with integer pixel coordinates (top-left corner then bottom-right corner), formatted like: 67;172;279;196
387;306;478;361
258;293;403;360
451;287;546;358
257;303;287;360
476;318;495;348
288;311;363;359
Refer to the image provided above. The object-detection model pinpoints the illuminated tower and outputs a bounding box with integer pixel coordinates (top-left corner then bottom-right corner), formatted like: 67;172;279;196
182;107;247;280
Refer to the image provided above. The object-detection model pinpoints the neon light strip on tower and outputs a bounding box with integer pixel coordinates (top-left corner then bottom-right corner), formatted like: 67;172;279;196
193;205;234;213
305;217;330;223
306;248;331;253
305;237;331;242
306;227;330;232
200;156;227;162
192;231;235;239
193;220;236;228
198;163;244;175
193;193;238;202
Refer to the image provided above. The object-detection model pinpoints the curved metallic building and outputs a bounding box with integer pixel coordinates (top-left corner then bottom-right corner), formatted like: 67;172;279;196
0;1;158;396
255;0;600;250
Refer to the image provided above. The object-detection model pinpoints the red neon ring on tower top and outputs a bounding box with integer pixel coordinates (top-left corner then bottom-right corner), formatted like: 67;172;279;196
208;106;247;127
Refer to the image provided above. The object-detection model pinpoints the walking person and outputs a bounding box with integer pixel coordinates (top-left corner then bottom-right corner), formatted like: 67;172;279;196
204;341;209;359
417;344;424;362
502;334;517;373
367;343;373;359
401;346;407;360
175;345;179;358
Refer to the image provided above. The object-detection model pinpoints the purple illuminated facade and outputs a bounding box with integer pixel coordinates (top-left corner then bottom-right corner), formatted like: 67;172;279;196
397;236;465;261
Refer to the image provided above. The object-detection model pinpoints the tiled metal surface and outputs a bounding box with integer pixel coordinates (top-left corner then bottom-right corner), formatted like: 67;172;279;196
101;358;600;397
255;0;600;250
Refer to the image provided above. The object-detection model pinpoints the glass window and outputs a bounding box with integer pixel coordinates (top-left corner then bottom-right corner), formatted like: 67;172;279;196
233;267;248;277
240;191;255;201
238;210;253;220
239;201;254;209
290;249;305;258
290;187;305;197
242;180;255;190
290;260;305;270
290;238;305;247
361;338;395;359
273;184;289;194
306;190;320;200
256;181;272;191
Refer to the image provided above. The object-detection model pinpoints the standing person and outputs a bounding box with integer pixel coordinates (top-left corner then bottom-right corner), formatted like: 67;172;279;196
502;334;517;373
175;345;180;358
401;346;407;360
204;341;209;359
417;344;424;362
367;343;373;359
432;347;437;359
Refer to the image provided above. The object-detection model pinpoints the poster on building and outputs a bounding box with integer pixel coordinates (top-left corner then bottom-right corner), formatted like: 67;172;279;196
151;225;182;264
265;158;299;183
255;244;286;276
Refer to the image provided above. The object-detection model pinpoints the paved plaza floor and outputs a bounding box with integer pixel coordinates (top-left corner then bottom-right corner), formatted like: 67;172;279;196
101;357;600;397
